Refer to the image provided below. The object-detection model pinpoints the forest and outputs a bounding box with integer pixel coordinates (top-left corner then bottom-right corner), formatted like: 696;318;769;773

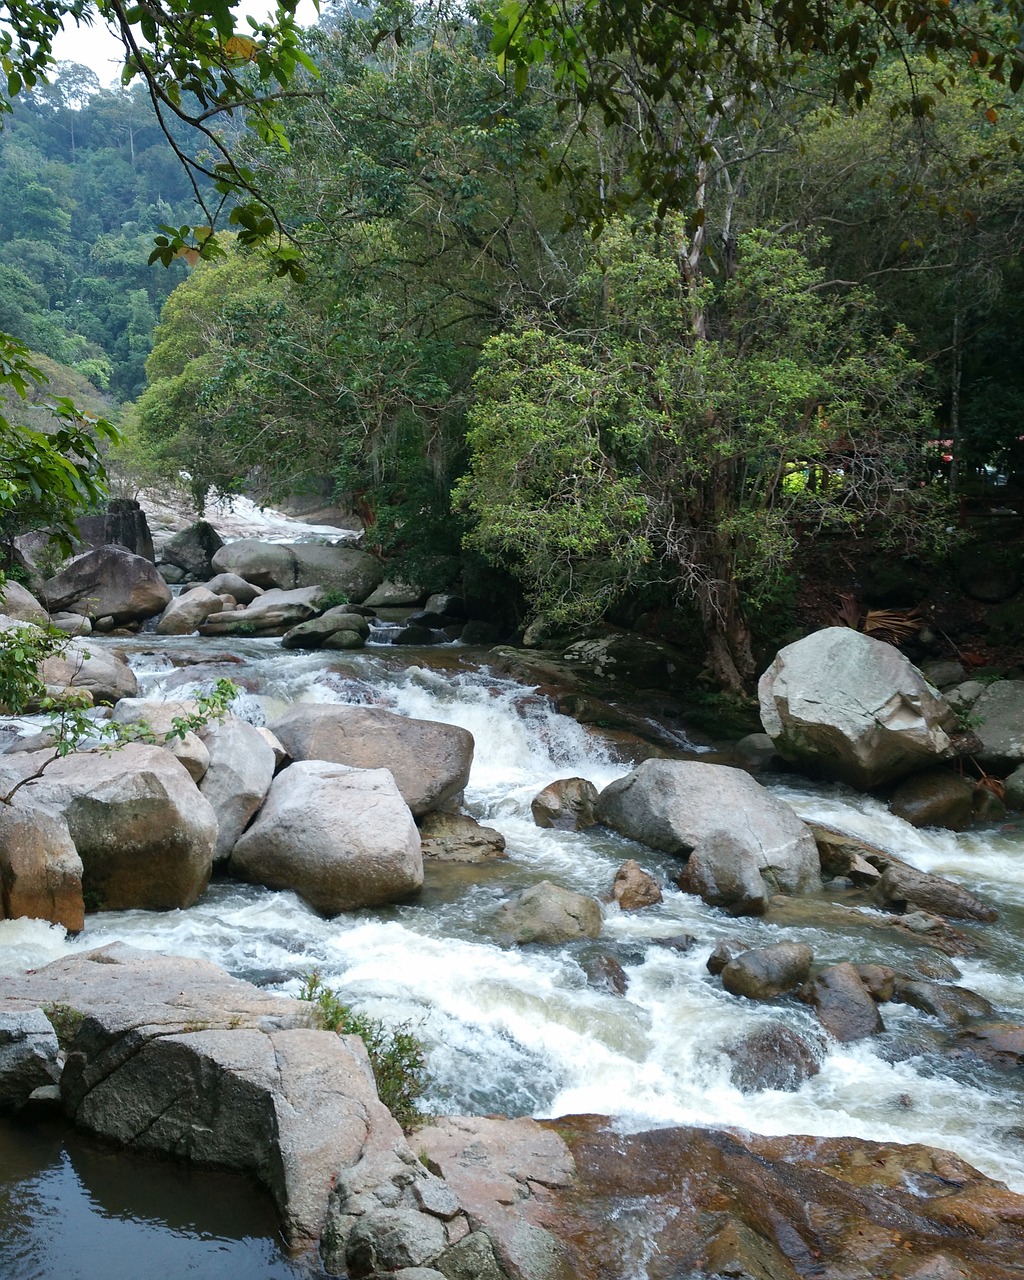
2;0;1024;690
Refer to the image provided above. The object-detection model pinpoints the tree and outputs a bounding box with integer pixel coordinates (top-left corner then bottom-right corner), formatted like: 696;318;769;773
456;222;935;691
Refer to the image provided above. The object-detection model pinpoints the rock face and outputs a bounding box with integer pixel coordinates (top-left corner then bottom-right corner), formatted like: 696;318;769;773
75;499;154;561
758;627;956;789
496;881;603;945
596;760;820;915
198;714;277;859
160;521;224;578
17;743;217;911
0;801;83;931
0;1008;61;1107
230;760;423;914
531;778;599;831
270;704;473;818
40;545;171;624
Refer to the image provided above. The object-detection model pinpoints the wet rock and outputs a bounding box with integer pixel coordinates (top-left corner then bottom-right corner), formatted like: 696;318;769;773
803;962;884;1042
155;586;227;635
893;980;996;1027
230;760;423;914
530;778;599;831
720;943;814;1000
889;770;975;831
418;811;507;862
1004;762;1024;810
392;625;438;646
611;859;662;910
0;801;83;931
496;881;603;945
282;608;371;650
758;626;955;789
270;703;473;818
0;1009;61;1108
40;545;171;624
855;964;897;1002
345;1208;448;1277
597;760;820;916
651;934;696;954
957;1022;1024;1066
432;1233;506;1280
706;938;751;975
725;1022;822;1092
973;783;1007;823
160;521;224;579
872;862;998;923
732;732;783;772
584;955;629;996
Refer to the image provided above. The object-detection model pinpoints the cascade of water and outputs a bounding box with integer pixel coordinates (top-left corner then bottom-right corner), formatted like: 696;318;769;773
5;637;1024;1196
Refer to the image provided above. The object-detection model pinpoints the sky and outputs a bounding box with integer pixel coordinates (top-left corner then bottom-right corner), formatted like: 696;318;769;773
49;1;321;87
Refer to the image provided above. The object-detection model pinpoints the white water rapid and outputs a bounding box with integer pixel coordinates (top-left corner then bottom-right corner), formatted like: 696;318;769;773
4;638;1024;1198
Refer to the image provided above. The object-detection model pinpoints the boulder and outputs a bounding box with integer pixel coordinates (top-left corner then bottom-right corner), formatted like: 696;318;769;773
155;586;226;635
720;943;814;1000
230;760;423;914
417;811;507;862
210;540;298;589
198;714;277;859
282;607;372;650
888;770;975;831
15;743;217;911
40;638;138;704
801;962;884;1042
270;704;473;818
290;544;383;602
706;938;751;975
424;593;466;618
47;612;91;635
0;580;48;624
563;633;689;688
75;498;154;561
160;521;224;578
611;859;662;910
496;881;603;945
597;760;820;915
40;545;171;624
584;955;629;996
0;1008;61;1108
345;1208;448;1277
965;679;1024;769
198;586;323;637
109;697;211;783
0;800;83;931
872;862;998;923
855;964;897;1002
531;778;599;831
202;572;265;605
725;1022;821;1092
363;581;426;608
892;979;995;1026
758;627;956;789
957;1022;1024;1067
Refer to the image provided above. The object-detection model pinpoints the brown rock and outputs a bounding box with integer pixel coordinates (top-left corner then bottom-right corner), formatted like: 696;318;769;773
893;980;995;1027
720;943;814;1000
889;770;975;831
957;1022;1024;1065
40;545;170;624
706;937;751;975
804;962;884;1042
873;863;998;923
584;955;629;996
496;881;603;946
530;777;599;831
725;1022;822;1093
855;963;897;1002
418;812;506;862
611;859;662;910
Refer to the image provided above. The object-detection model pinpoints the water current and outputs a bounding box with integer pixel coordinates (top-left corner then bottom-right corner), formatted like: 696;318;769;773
3;635;1024;1276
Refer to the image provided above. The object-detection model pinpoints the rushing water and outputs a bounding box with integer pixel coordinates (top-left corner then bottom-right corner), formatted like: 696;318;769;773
3;635;1024;1273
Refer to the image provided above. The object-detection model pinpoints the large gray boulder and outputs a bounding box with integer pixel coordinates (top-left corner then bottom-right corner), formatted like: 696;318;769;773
160;521;224;578
109;697;211;782
758;627;956;790
282;607;372;650
155;586;227;635
15;743;217;911
290;544;383;602
596;760;820;915
39;636;138;704
270;704;473;818
961;679;1024;770
230;760;423;914
198;713;277;859
0;1008;61;1107
0;800;83;931
40;545;171;624
210;539;298;589
201;572;265;605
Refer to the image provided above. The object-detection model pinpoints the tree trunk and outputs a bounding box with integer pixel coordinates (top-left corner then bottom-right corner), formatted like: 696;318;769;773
694;573;756;695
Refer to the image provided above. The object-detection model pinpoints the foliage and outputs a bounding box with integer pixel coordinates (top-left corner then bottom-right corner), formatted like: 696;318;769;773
313;588;349;611
299;970;429;1129
42;1001;85;1049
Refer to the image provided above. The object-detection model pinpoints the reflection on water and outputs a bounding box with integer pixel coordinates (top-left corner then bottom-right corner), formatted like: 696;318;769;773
0;1116;325;1280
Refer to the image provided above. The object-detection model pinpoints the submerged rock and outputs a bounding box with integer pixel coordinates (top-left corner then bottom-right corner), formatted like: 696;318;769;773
802;961;885;1042
725;1022;822;1092
496;881;603;945
418;811;507;862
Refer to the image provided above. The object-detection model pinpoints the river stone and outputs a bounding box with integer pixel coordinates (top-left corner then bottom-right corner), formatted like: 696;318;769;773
531;777;599;831
497;881;602;945
597;759;820;915
198;713;277;859
584;955;629;996
270;704;473;818
202;572;264;605
155;586;226;635
0;944;410;1249
706;938;751;975
965;679;1024;769
888;770;975;831
872;862;998;923
0;1008;61;1107
290;544;383;602
230;760;423;914
281;607;371;650
0;800;83;931
345;1207;448;1277
803;962;884;1042
725;1022;821;1092
892;980;995;1026
0;580;48;625
39;636;138;704
160;521;224;578
210;539;298;589
40;545;171;624
856;964;897;1002
418;811;506;862
109;697;211;783
432;1233;506;1280
1005;763;1024;810
957;1022;1024;1066
611;859;662;910
758;626;956;789
16;743;217;911
720;943;813;1000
